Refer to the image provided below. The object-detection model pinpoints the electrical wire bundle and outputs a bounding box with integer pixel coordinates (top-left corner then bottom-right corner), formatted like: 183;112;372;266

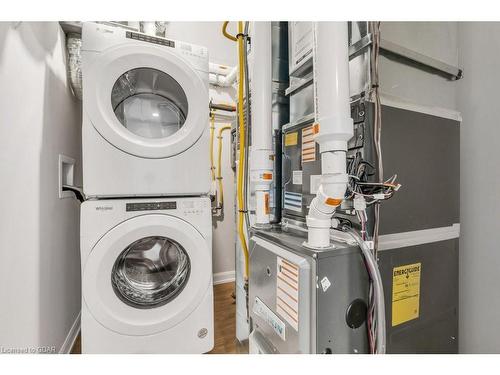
345;21;404;354
369;20;383;354
346;152;400;204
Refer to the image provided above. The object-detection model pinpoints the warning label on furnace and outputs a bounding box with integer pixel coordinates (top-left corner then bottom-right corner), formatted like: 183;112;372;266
284;132;298;147
276;257;299;331
392;262;421;327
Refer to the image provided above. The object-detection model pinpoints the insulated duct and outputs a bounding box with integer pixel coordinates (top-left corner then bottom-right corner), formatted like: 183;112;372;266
249;22;274;227
137;21;168;37
306;22;353;248
66;33;82;100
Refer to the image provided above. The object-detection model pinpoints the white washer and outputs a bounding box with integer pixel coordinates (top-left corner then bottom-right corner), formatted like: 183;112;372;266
82;22;210;198
80;197;214;353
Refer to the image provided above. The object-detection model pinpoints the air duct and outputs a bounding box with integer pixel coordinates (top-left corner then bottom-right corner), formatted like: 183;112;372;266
306;22;353;248
139;21;168;37
66;33;82;100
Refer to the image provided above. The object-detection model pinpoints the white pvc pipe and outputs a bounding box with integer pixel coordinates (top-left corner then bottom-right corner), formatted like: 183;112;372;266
209;62;232;76
306;21;353;247
313;21;353;152
250;21;274;227
209;66;238;87
250;22;273;151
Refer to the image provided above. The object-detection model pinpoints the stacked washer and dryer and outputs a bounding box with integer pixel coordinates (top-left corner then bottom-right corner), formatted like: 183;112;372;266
79;22;214;353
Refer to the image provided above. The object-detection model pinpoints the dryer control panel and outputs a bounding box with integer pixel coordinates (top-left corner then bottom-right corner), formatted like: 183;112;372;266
126;201;177;212
126;31;175;48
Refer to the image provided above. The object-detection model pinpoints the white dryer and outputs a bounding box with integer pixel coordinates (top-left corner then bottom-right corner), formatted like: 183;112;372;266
80;197;214;353
82;22;210;198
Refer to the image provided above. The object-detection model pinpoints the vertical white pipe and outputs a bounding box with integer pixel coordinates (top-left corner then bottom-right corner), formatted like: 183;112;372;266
313;21;353;152
306;21;353;248
251;22;273;151
250;21;273;227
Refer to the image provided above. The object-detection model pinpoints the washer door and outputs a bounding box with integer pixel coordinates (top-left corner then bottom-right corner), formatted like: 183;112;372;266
83;214;211;336
85;44;207;159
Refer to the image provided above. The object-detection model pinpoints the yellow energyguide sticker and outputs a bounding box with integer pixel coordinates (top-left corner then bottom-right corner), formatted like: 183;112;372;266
392;262;421;326
284;132;298;147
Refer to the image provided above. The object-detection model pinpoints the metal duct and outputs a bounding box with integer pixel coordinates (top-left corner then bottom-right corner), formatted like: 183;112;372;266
66;33;82;100
140;21;168;37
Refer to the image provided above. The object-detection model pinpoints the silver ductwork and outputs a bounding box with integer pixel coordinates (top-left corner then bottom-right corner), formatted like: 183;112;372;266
66;33;82;100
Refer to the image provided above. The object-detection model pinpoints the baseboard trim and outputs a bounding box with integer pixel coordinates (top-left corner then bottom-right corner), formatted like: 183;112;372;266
213;271;235;285
59;311;81;354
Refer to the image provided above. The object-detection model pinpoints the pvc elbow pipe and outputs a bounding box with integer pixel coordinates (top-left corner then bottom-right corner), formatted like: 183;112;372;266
306;22;353;248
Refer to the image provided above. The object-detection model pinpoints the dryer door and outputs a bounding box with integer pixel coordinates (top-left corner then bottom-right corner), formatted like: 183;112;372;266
83;214;211;336
84;44;208;159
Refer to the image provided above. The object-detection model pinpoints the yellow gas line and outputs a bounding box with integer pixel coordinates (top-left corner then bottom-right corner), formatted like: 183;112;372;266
222;21;249;280
216;125;232;210
209;111;216;182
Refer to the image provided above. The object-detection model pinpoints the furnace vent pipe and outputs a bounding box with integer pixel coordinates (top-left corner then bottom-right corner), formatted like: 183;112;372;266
250;22;273;227
306;22;353;248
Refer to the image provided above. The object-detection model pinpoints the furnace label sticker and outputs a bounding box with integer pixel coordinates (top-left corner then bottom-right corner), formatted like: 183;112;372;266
301;125;316;163
392;262;421;326
284;131;298;147
284;192;302;212
292;170;303;185
310;174;321;195
276;257;300;331
253;297;286;341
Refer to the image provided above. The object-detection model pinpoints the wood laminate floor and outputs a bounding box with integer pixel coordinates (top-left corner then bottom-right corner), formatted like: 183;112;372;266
71;282;248;354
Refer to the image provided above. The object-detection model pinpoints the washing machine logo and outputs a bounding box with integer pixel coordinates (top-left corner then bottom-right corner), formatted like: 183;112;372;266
197;328;208;339
95;205;113;211
96;26;114;35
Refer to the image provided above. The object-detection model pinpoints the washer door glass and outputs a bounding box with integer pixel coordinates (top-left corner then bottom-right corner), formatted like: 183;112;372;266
111;236;190;309
111;68;189;139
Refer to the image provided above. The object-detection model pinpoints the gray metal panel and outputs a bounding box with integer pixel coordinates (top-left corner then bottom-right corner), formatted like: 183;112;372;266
249;235;313;353
316;250;370;354
378;239;459;353
379;105;460;234
289;81;314;124
283;101;461;236
249;229;370;354
282;100;366;224
282;118;320;220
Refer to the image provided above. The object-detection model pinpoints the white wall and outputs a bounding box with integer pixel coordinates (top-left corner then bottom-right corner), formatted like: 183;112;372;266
0;22;81;353
457;22;500;353
166;22;237;279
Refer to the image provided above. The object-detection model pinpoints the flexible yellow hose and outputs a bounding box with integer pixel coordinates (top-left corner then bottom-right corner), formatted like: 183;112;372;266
209;112;216;182
217;125;231;210
230;21;250;280
222;21;238;42
220;21;249;280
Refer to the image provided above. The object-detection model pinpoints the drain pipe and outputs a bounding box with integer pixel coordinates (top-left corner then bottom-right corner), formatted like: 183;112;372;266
250;22;273;227
306;22;353;248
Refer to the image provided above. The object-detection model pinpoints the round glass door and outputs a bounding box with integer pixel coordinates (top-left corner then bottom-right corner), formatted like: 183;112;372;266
111;68;189;139
111;236;190;309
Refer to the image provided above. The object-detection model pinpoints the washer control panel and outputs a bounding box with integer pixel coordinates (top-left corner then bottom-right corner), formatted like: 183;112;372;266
126;201;177;212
